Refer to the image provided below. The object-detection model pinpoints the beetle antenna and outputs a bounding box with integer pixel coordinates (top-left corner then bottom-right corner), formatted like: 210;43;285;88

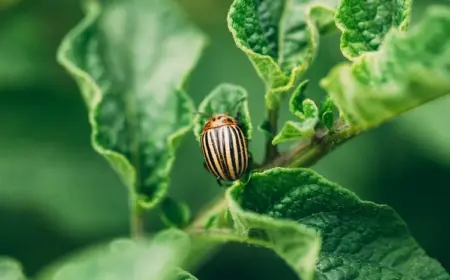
192;111;212;118
228;97;246;115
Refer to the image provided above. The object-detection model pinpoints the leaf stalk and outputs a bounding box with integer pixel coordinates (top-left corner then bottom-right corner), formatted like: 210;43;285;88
263;108;280;164
130;194;145;239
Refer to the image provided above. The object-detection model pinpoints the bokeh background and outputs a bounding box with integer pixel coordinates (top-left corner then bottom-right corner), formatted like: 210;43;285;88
1;0;449;279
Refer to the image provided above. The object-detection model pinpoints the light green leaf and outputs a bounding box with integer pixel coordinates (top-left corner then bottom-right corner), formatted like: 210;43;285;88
336;0;412;60
288;80;309;119
318;97;335;130
57;0;207;208
273;81;319;145
321;5;450;131
272;119;317;145
160;197;191;229
0;257;26;280
302;99;319;119
36;229;191;280
227;168;449;280
193;83;252;141
227;0;339;109
170;268;198;280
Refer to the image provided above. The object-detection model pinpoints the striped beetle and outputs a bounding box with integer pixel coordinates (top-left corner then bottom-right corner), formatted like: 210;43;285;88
198;98;250;185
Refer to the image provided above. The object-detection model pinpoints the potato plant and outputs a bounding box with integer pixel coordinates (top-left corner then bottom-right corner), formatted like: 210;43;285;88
2;0;450;279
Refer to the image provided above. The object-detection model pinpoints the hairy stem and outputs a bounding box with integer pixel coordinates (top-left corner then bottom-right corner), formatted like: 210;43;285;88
130;195;145;239
263;108;280;164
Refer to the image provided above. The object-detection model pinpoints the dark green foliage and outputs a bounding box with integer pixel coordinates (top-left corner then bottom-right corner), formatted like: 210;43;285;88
160;197;191;229
228;168;449;279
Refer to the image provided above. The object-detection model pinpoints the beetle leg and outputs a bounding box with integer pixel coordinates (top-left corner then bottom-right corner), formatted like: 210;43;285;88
203;161;208;170
216;177;223;187
248;154;254;171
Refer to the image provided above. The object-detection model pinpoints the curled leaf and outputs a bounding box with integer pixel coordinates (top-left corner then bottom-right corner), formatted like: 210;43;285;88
57;0;207;208
273;81;319;145
322;5;450;131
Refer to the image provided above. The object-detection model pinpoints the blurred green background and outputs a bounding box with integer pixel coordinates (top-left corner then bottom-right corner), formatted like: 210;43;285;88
1;0;449;279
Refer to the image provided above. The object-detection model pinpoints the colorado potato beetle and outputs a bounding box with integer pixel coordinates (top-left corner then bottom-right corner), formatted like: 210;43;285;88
198;98;250;185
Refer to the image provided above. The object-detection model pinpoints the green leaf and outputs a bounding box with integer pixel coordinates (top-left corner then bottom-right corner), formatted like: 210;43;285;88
336;0;412;60
0;257;26;280
288;80;309;119
193;83;252;141
318;97;335;130
321;5;450;131
257;119;273;139
302;99;319;119
36;229;192;280
227;0;339;109
160;197;191;229
57;0;207;208
272;81;319;145
227;168;449;280
320;111;334;130
272;120;317;145
170;268;198;280
226;173;321;280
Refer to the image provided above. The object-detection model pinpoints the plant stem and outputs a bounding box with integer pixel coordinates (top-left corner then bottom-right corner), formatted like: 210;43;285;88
130;195;145;239
263;108;280;164
184;122;360;270
188;122;358;233
267;124;357;169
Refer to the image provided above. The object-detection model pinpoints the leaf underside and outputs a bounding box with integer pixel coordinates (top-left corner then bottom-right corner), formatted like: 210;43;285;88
57;0;207;208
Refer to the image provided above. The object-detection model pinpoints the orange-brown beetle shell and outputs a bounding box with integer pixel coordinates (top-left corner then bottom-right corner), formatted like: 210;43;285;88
202;114;238;131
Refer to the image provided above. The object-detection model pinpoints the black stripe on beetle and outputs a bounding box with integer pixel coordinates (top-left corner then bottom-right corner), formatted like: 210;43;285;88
200;113;249;185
